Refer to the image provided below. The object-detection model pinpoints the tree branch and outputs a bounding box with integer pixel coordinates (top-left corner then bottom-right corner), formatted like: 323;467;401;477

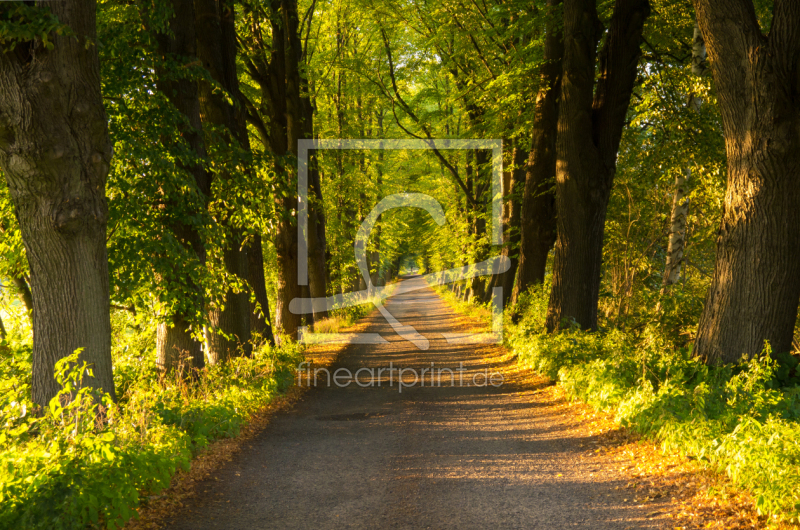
378;27;476;206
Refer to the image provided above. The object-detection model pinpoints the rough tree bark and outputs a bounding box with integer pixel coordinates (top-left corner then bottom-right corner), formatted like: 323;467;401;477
244;1;297;338
275;0;305;338
545;0;650;332
511;0;563;307
302;38;327;323
467;149;491;303
692;0;800;363
660;21;707;292
148;0;210;373
0;1;116;406
194;0;252;361
511;0;564;304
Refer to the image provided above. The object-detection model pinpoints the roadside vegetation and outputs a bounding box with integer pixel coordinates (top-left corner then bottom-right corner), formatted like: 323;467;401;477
2;0;799;527
509;286;800;523
0;320;301;529
436;283;800;524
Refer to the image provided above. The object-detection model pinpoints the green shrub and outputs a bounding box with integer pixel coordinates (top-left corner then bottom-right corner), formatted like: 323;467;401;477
506;287;800;523
0;339;303;529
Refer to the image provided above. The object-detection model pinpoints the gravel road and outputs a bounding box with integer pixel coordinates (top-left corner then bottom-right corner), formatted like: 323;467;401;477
163;276;670;529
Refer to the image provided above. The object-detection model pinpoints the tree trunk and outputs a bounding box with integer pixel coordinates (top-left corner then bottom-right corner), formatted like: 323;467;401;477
206;241;251;362
307;148;329;321
692;0;800;363
241;0;312;340
546;0;650;332
497;144;526;307
256;0;307;339
469;216;488;302
0;1;116;406
274;190;302;339
661;168;690;288
661;21;707;292
194;0;251;360
512;0;562;306
277;0;306;338
157;315;202;375
371;111;386;288
302;44;327;322
148;0;209;372
247;234;275;347
467;149;491;303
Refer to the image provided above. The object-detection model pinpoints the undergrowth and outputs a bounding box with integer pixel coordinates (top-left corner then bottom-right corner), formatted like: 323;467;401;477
313;282;398;335
432;284;492;326
0;323;302;530
0;275;391;529
507;286;800;524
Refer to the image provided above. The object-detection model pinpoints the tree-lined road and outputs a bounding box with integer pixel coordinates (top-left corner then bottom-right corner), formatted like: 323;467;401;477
165;277;669;529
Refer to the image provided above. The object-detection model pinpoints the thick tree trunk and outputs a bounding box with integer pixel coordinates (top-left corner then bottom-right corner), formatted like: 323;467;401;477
149;0;209;372
157;315;202;375
206;239;251;362
382;261;392;285
661;22;706;292
692;0;800;363
468;216;488;302
194;0;251;360
0;1;116;406
275;0;306;339
511;0;562;306
546;0;649;332
242;0;310;340
302;45;327;321
274;198;302;338
238;4;296;342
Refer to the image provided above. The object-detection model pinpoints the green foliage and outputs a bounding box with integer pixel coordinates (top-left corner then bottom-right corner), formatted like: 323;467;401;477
0;183;26;286
0;3;72;52
97;0;279;329
0;339;303;529
0;0;791;526
507;288;800;522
